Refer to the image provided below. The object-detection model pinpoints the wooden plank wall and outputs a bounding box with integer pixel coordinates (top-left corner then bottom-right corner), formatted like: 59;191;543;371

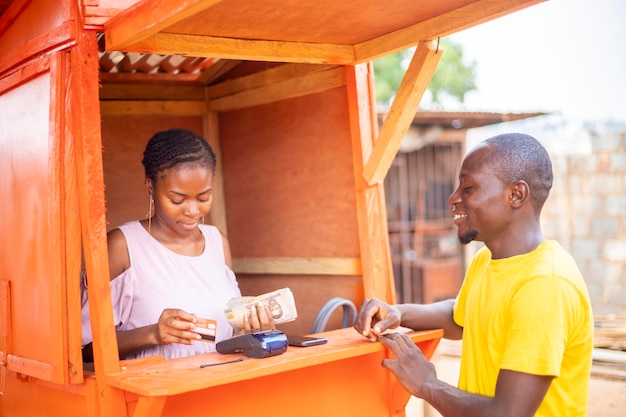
100;115;205;231
219;86;363;334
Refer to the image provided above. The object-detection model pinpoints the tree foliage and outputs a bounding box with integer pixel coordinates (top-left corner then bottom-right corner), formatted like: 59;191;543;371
373;38;476;109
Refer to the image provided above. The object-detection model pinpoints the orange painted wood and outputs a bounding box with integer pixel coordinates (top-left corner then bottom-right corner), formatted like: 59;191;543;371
0;0;32;36
0;0;76;75
99;71;201;84
0;51;73;383
209;67;345;112
353;0;545;61
48;52;69;383
114;328;442;417
205;63;337;100
363;41;443;186
131;396;167;417
0;280;11;390
0;374;93;417
100;100;207;116
56;44;85;385
232;257;362;276
99;0;544;50
106;327;442;396
203;110;228;234
0;0;69;44
345;63;397;302
124;32;357;65
99;83;205;100
104;0;223;50
63;93;86;384
69;29;128;417
100;0;545;64
220;86;360;259
197;58;240;85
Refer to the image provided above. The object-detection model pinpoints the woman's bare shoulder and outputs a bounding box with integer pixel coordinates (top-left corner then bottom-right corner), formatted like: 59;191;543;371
107;227;130;280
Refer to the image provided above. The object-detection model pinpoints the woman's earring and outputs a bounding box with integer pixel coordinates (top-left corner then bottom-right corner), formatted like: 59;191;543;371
146;193;154;234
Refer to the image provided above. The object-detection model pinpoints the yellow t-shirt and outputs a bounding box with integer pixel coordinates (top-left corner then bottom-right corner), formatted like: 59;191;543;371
453;240;593;416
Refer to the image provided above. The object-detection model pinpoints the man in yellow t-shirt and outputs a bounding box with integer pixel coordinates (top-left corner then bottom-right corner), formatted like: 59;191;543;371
354;133;593;416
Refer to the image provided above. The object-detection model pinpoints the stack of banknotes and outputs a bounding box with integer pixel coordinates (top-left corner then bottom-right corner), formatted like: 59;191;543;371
224;287;298;330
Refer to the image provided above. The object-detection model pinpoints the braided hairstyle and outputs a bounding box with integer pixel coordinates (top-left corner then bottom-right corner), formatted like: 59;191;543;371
142;128;216;183
484;132;553;216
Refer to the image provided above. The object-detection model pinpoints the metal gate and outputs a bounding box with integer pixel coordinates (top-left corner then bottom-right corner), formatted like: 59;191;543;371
385;141;465;304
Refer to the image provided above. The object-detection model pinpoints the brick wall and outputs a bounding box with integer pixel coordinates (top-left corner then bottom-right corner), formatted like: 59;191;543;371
542;130;626;315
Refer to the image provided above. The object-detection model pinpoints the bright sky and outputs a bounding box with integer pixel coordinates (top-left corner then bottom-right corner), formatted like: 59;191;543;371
444;0;626;123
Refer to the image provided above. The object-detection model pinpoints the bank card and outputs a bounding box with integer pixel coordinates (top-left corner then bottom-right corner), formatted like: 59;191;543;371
192;318;218;342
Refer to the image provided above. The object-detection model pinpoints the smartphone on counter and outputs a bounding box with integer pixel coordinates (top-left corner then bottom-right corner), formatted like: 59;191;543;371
287;334;328;347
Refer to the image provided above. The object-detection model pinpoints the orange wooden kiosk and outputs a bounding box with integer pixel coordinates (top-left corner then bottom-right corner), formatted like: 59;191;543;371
0;1;545;416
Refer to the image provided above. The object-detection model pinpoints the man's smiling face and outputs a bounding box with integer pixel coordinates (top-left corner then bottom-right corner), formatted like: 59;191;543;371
448;143;511;246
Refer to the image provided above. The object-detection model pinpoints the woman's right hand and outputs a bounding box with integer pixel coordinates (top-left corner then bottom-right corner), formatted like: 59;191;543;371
155;308;201;345
354;298;402;342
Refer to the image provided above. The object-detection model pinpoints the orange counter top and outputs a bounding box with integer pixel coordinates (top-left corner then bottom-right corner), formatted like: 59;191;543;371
105;327;443;417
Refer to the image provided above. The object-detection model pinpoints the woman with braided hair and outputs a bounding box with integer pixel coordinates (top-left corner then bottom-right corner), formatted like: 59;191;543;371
81;128;274;360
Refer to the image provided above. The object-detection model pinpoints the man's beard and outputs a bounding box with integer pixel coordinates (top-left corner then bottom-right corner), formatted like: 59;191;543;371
459;230;478;245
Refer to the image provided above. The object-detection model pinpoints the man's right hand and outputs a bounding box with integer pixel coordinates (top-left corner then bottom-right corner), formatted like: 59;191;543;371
354;298;402;341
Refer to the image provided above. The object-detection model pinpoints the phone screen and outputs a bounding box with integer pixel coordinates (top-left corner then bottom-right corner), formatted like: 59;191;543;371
286;335;328;347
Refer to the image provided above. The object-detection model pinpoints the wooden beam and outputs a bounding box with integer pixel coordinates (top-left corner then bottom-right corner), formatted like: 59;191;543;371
70;29;127;417
206;63;338;100
354;0;545;62
345;63;396;303
0;21;75;76
82;6;121;28
363;40;442;185
104;0;223;50
203;111;228;235
63;47;85;384
197;59;242;86
0;280;11;374
99;84;205;100
232;258;362;276
98;71;201;84
209;67;345;112
100;100;206;116
116;32;356;65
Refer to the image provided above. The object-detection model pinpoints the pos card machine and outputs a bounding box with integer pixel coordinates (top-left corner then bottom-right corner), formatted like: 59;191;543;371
216;329;288;358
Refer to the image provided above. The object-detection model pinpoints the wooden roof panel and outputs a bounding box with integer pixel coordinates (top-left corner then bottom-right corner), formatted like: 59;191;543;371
165;0;473;46
102;0;547;64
